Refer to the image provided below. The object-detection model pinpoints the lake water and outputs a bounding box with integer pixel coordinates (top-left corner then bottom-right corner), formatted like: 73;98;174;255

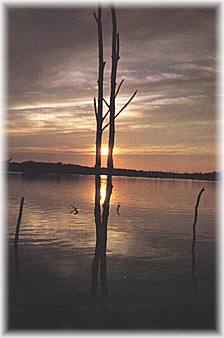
7;173;217;330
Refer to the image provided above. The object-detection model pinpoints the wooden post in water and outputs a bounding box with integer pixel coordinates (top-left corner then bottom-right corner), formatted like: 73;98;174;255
191;187;204;298
14;196;24;246
192;187;205;241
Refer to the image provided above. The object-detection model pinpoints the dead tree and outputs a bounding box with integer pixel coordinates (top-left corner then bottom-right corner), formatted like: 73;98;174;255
93;5;137;171
93;6;106;170
105;6;137;170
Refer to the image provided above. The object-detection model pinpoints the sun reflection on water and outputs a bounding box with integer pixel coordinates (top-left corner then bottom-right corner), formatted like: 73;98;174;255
100;175;107;205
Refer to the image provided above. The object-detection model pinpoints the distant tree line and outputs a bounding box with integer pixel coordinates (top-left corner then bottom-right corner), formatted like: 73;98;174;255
7;160;217;181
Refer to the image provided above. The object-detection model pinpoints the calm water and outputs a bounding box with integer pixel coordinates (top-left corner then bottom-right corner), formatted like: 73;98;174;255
8;173;217;330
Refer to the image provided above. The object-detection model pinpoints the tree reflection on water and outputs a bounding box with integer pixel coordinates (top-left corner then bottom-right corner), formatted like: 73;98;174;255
90;174;113;309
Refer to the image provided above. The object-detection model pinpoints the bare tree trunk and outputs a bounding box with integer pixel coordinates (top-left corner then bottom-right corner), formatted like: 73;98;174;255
107;6;119;170
94;6;105;170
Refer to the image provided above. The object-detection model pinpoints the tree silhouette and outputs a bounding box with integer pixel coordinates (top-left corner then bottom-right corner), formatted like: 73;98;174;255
93;5;137;170
93;6;105;170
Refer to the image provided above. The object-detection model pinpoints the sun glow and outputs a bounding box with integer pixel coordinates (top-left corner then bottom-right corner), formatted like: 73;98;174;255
101;146;108;156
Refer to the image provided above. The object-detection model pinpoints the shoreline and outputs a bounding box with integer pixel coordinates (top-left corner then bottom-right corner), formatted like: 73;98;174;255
7;160;218;182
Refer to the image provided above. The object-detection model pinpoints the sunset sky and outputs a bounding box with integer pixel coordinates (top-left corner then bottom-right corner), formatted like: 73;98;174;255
7;6;217;172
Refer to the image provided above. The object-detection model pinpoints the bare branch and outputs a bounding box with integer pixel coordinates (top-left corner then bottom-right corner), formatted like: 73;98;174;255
103;98;110;109
102;77;124;122
94;97;97;120
93;12;98;23
102;121;110;132
115;78;124;97
103;109;110;122
102;90;137;131
115;90;137;118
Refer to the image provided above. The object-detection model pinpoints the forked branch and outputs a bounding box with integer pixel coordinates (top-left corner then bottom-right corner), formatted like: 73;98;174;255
102;78;125;122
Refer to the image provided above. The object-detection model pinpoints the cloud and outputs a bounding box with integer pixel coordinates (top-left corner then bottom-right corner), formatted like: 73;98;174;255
7;7;217;171
146;72;182;82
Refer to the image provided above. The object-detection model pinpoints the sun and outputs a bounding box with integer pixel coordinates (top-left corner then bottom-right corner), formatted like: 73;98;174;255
101;146;108;156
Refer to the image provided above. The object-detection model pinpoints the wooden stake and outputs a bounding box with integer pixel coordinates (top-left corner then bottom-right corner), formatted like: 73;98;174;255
191;187;204;298
192;187;205;240
14;196;24;246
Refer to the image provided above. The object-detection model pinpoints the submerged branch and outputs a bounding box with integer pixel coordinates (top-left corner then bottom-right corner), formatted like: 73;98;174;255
192;187;205;238
14;196;24;246
191;187;204;298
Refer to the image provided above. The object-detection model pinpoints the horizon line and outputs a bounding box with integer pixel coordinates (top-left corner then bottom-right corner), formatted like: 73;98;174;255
7;159;218;175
